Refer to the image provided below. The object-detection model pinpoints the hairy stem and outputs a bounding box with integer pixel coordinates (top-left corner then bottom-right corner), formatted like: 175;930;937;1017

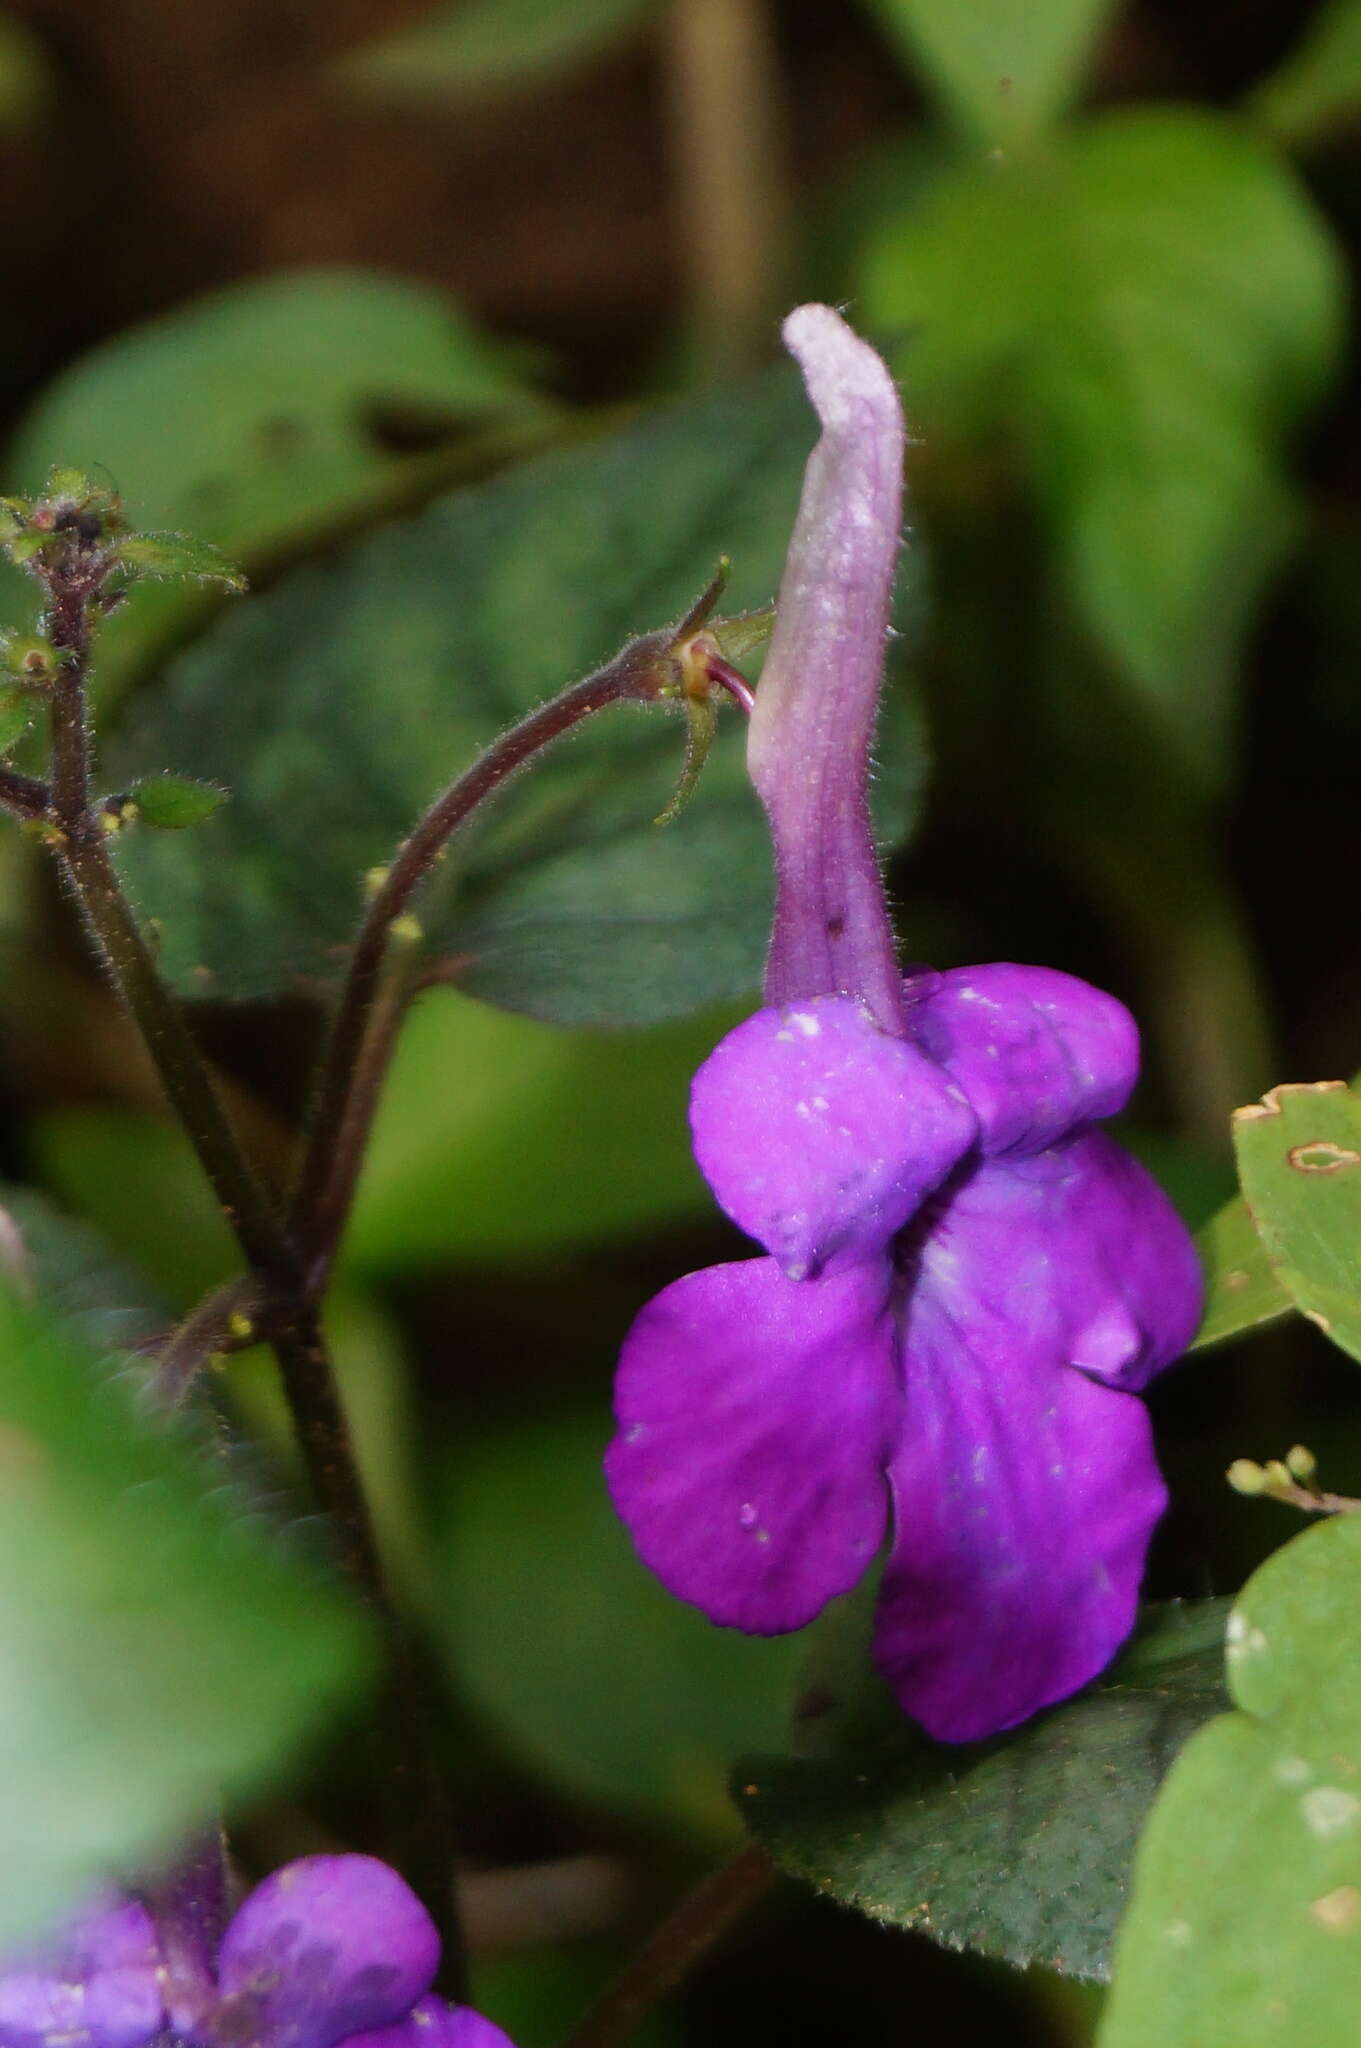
33;530;466;1984
563;1846;775;2048
290;637;677;1287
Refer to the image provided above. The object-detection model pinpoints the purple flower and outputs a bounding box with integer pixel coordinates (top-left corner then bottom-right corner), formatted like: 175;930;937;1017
604;307;1203;1745
0;1858;514;2048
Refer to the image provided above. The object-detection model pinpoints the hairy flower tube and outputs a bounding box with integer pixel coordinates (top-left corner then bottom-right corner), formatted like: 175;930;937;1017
0;1856;513;2048
605;305;1203;1744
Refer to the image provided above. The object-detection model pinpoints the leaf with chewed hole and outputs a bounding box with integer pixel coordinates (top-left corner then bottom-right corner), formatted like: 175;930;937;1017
1233;1080;1361;1364
1100;1515;1361;2046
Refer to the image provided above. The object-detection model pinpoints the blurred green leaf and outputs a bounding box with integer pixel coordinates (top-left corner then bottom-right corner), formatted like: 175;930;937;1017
108;366;927;1025
334;0;659;103
1191;1190;1293;1352
1252;0;1361;148
347;990;720;1272
0;1284;371;1944
2;267;546;699
861;107;1343;782
1100;1516;1361;2045
1233;1080;1361;1364
738;1597;1228;1979
0;1181;162;1358
438;1411;803;1835
34;1109;238;1308
861;0;1113;144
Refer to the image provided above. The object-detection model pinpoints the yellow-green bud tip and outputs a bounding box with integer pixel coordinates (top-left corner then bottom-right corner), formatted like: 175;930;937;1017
390;913;423;944
1227;1458;1268;1496
1286;1443;1318;1483
1263;1459;1293;1493
364;865;389;898
226;1312;254;1342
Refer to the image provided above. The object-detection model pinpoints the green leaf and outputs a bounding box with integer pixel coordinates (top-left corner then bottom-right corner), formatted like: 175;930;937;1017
0;1180;163;1358
736;1597;1228;1979
1232;1080;1361;1363
0;685;30;756
1190;1190;1294;1352
860;0;1114;144
437;1411;803;1836
1100;1516;1361;2045
2;267;546;700
109;366;927;1026
34;1110;239;1308
117;533;246;589
0;1284;371;1944
860;107;1343;783
1252;0;1361;148
333;0;659;104
130;775;229;831
347;990;720;1272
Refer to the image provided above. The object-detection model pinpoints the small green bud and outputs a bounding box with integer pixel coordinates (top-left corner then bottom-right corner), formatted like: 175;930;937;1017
1227;1458;1268;1496
7;529;51;567
389;913;423;944
129;775;229;830
1263;1459;1294;1494
2;635;57;685
116;532;246;590
1286;1443;1318;1484
42;466;99;505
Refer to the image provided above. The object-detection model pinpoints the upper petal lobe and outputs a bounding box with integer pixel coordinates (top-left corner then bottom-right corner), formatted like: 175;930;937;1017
690;997;976;1278
907;964;1139;1157
607;1256;899;1634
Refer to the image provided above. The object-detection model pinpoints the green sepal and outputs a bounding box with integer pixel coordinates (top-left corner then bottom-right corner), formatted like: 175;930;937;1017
117;533;247;590
714;607;775;662
655;691;718;827
6;530;50;567
129;776;230;830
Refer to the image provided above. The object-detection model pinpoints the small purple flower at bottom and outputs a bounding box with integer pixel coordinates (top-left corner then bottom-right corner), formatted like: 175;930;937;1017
0;1857;514;2048
606;965;1203;1744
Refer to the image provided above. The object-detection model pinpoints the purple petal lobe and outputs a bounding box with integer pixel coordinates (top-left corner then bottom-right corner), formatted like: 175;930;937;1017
690;998;976;1277
211;1857;439;2048
872;1140;1197;1741
875;1316;1166;1743
0;1899;164;2048
607;1257;899;1633
338;1997;516;2048
746;306;906;1035
907;963;1139;1155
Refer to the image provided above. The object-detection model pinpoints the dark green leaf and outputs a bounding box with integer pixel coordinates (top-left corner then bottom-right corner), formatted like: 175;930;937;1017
437;1412;803;1836
109;366;926;1026
130;775;229;831
736;1597;1228;1978
1;267;546;700
861;0;1114;144
1252;0;1361;148
1100;1516;1361;2045
0;1285;371;1943
333;0;659;103
0;10;50;132
1191;1190;1293;1352
860;108;1343;783
1232;1080;1361;1363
